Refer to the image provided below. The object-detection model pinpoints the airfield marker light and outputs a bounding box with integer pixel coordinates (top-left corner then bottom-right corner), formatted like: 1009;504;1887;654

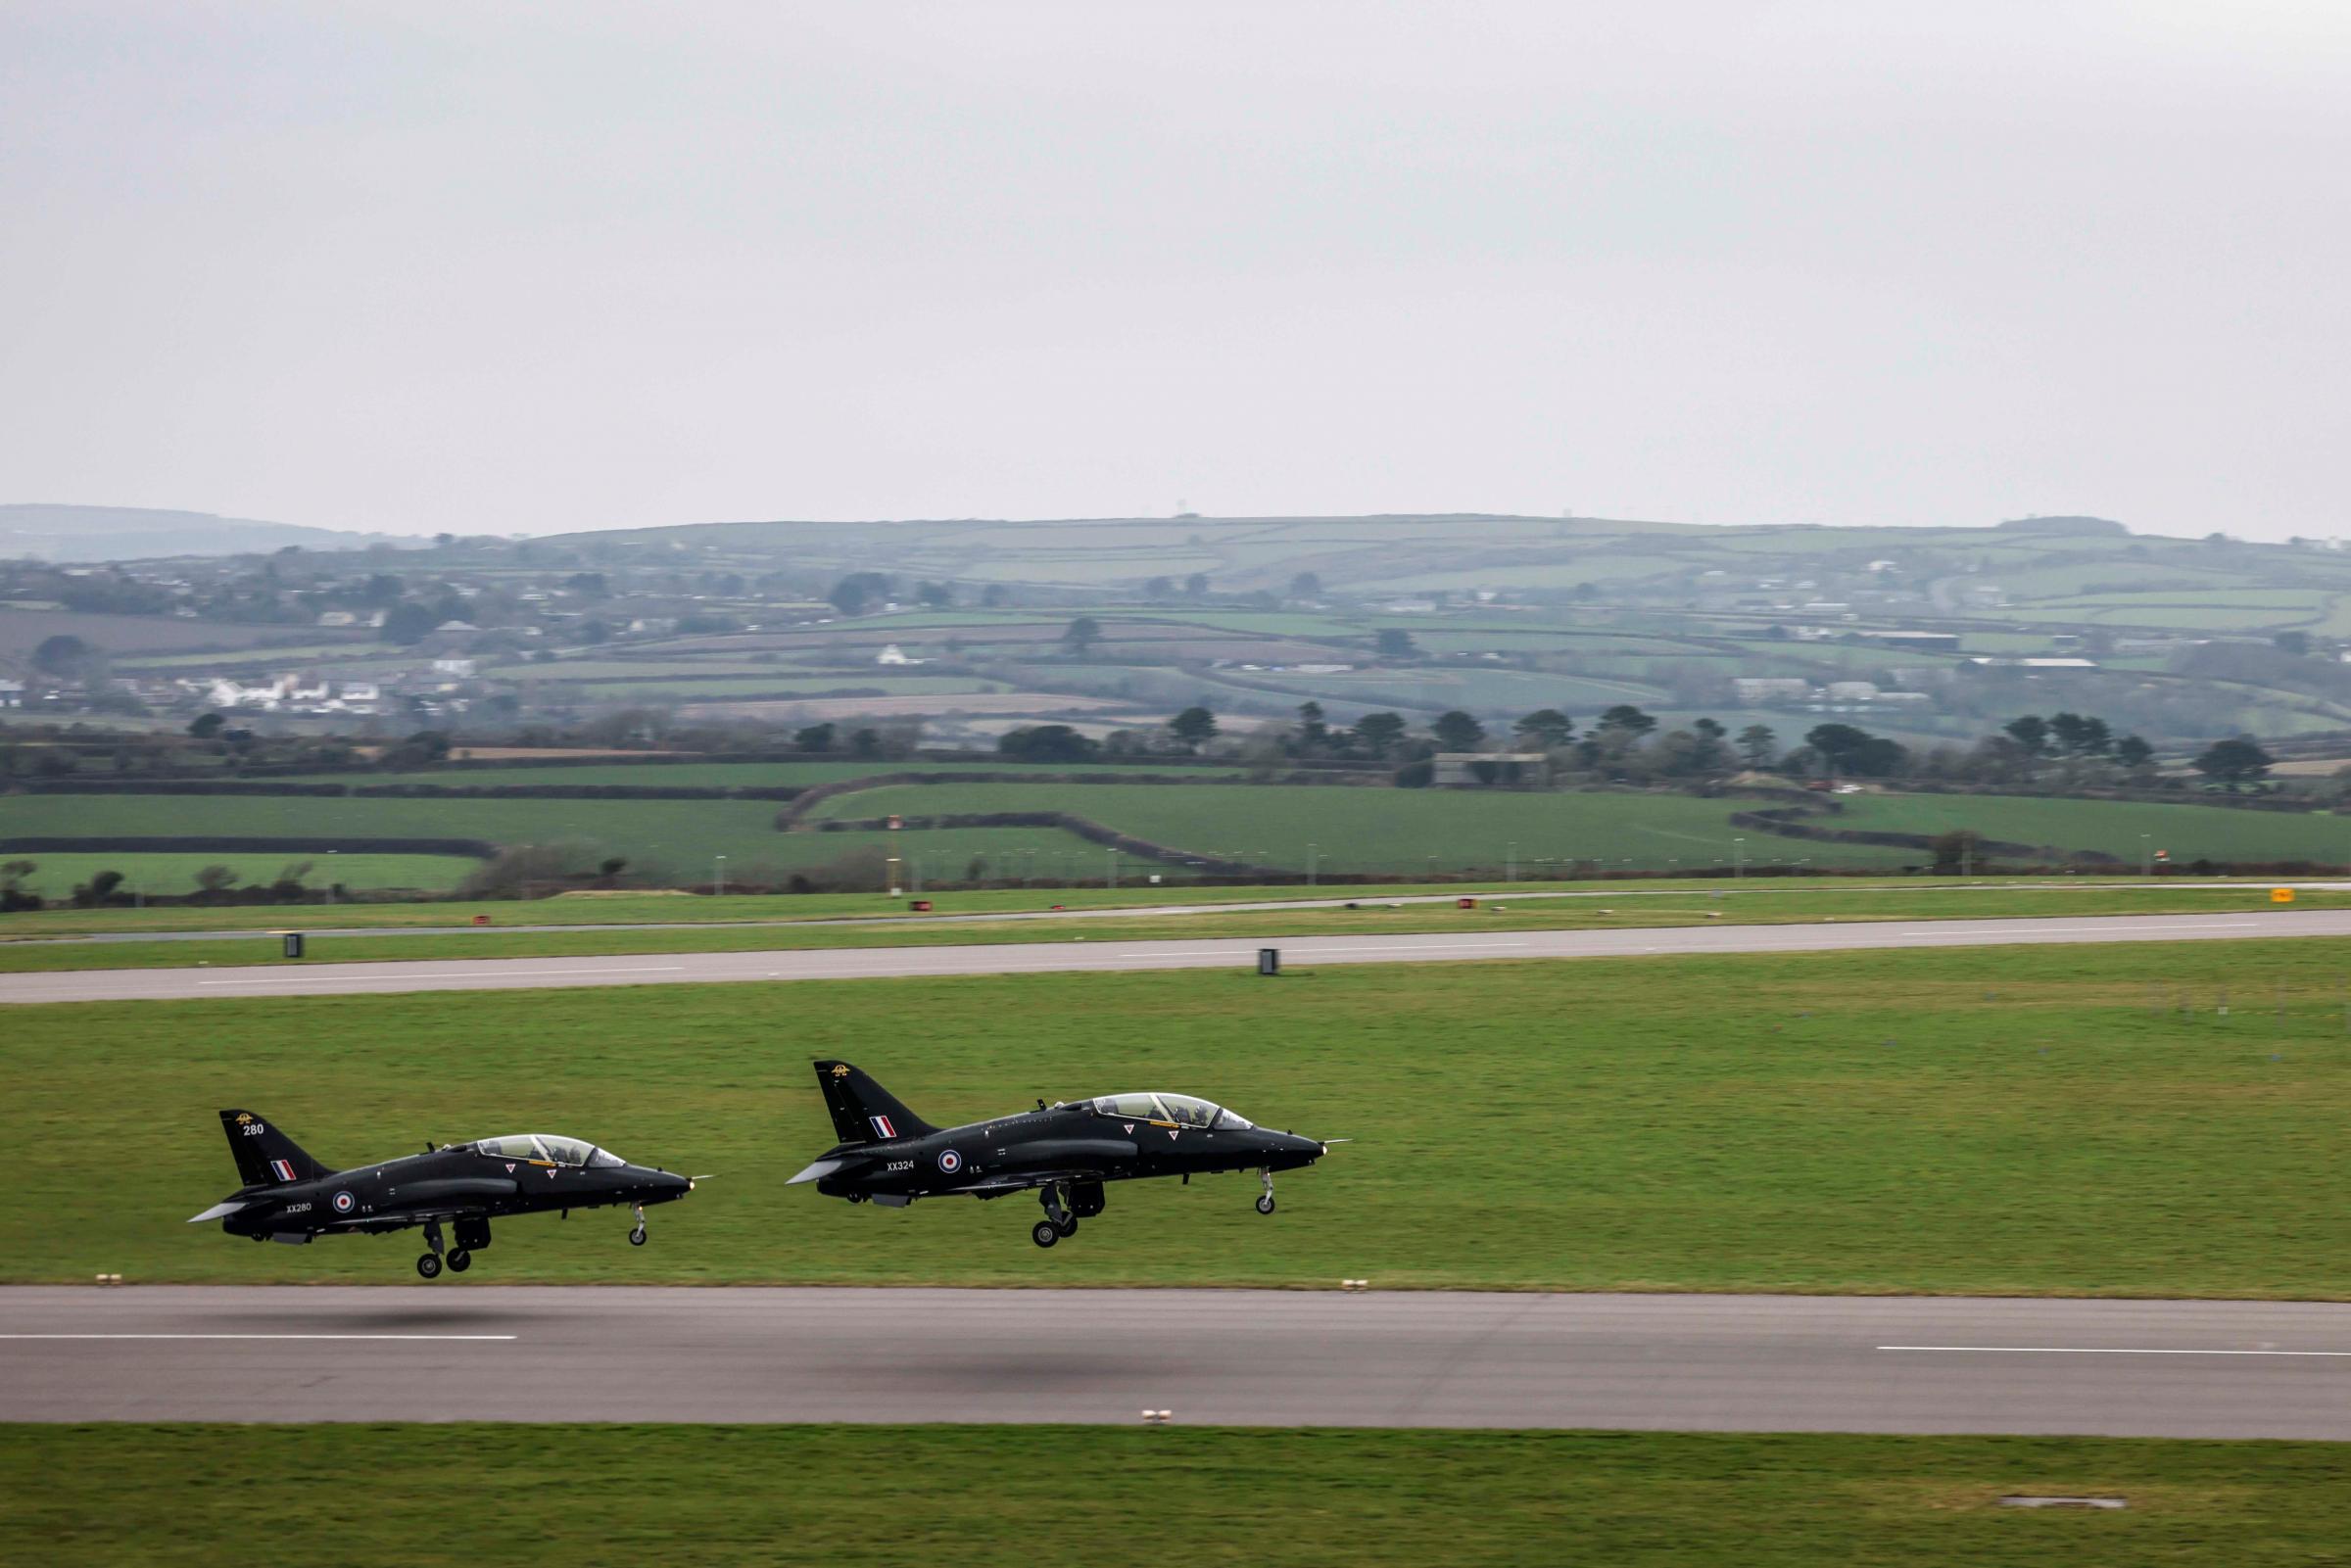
1141;1409;1173;1424
1258;948;1280;976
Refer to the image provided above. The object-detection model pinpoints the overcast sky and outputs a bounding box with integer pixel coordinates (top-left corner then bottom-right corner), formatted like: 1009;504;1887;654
5;3;2346;540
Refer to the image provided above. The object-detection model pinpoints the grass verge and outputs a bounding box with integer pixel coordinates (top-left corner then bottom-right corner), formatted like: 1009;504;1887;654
0;883;2339;972
4;940;2347;1293
3;1425;2345;1566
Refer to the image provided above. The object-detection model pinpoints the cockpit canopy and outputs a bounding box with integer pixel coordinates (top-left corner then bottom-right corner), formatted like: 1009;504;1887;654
1089;1093;1255;1131
474;1133;626;1169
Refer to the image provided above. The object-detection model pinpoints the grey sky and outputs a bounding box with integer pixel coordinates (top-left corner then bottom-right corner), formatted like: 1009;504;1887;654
4;3;2345;540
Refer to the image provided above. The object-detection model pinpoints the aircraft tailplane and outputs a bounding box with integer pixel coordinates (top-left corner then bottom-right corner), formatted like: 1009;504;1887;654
217;1109;332;1188
812;1061;938;1146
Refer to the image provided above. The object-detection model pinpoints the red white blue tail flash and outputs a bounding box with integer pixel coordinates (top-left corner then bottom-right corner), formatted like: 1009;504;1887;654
269;1159;297;1182
868;1115;897;1141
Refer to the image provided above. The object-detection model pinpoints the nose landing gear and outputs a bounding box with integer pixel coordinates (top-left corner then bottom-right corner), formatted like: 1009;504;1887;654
1256;1168;1276;1215
629;1204;648;1246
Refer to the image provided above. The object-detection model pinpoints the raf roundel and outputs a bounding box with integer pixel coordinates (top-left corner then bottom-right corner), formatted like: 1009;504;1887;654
331;1190;356;1215
936;1148;963;1175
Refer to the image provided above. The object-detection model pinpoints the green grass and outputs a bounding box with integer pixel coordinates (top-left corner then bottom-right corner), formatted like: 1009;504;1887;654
7;939;2349;1293
6;1426;2346;1567
2;884;2341;972
0;852;477;897
0;874;1991;935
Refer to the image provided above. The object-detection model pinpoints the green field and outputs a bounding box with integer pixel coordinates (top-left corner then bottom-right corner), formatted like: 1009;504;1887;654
7;940;2347;1294
573;675;1006;699
806;781;1816;872
6;1425;2344;1567
291;759;1250;787
801;780;2351;873
1832;793;2351;864
15;774;2351;879
0;793;1118;882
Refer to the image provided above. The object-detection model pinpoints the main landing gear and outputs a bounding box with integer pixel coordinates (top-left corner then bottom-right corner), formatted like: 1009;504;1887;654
1032;1183;1079;1248
1256;1167;1277;1215
417;1217;492;1278
630;1204;648;1247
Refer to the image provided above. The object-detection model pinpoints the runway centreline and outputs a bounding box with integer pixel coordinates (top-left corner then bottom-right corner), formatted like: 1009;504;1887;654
4;1286;2347;1436
4;907;2349;1004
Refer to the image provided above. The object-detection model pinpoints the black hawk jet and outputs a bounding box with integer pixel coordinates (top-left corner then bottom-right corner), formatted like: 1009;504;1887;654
788;1061;1337;1248
188;1109;696;1278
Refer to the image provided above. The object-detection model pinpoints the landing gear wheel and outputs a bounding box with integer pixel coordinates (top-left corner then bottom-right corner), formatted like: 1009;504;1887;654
447;1249;471;1273
415;1253;442;1279
629;1224;648;1247
1256;1193;1276;1215
1031;1219;1060;1249
1053;1212;1079;1238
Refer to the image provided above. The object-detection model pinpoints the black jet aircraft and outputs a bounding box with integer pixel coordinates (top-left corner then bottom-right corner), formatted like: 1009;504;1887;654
188;1109;696;1278
788;1061;1338;1248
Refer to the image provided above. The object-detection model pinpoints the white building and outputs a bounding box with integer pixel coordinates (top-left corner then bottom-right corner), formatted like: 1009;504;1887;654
876;643;923;666
1823;680;1879;702
1733;678;1812;704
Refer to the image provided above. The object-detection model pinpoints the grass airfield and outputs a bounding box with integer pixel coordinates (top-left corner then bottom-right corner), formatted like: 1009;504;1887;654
6;939;2346;1297
5;1425;2346;1567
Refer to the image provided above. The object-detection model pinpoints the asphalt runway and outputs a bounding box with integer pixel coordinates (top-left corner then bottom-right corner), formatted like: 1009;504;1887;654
5;907;2349;1004
5;1286;2347;1436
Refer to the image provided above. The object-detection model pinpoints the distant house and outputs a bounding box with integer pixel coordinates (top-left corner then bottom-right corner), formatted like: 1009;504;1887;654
1432;752;1547;785
431;657;478;678
1823;680;1879;702
315;609;360;627
1733;678;1812;704
876;643;922;666
0;680;23;708
1860;630;1960;652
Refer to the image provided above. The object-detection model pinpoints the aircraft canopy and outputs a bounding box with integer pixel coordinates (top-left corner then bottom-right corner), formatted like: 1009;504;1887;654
474;1134;627;1168
1090;1093;1254;1130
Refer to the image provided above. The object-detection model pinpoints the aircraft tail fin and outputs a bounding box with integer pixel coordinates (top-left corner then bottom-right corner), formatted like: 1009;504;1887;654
217;1110;332;1188
812;1062;937;1146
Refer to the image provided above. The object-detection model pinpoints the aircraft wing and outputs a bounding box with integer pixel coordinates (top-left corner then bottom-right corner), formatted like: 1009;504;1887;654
323;1208;488;1234
957;1169;1115;1197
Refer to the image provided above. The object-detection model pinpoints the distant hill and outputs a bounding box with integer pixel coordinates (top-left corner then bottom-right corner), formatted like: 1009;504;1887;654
0;505;424;562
